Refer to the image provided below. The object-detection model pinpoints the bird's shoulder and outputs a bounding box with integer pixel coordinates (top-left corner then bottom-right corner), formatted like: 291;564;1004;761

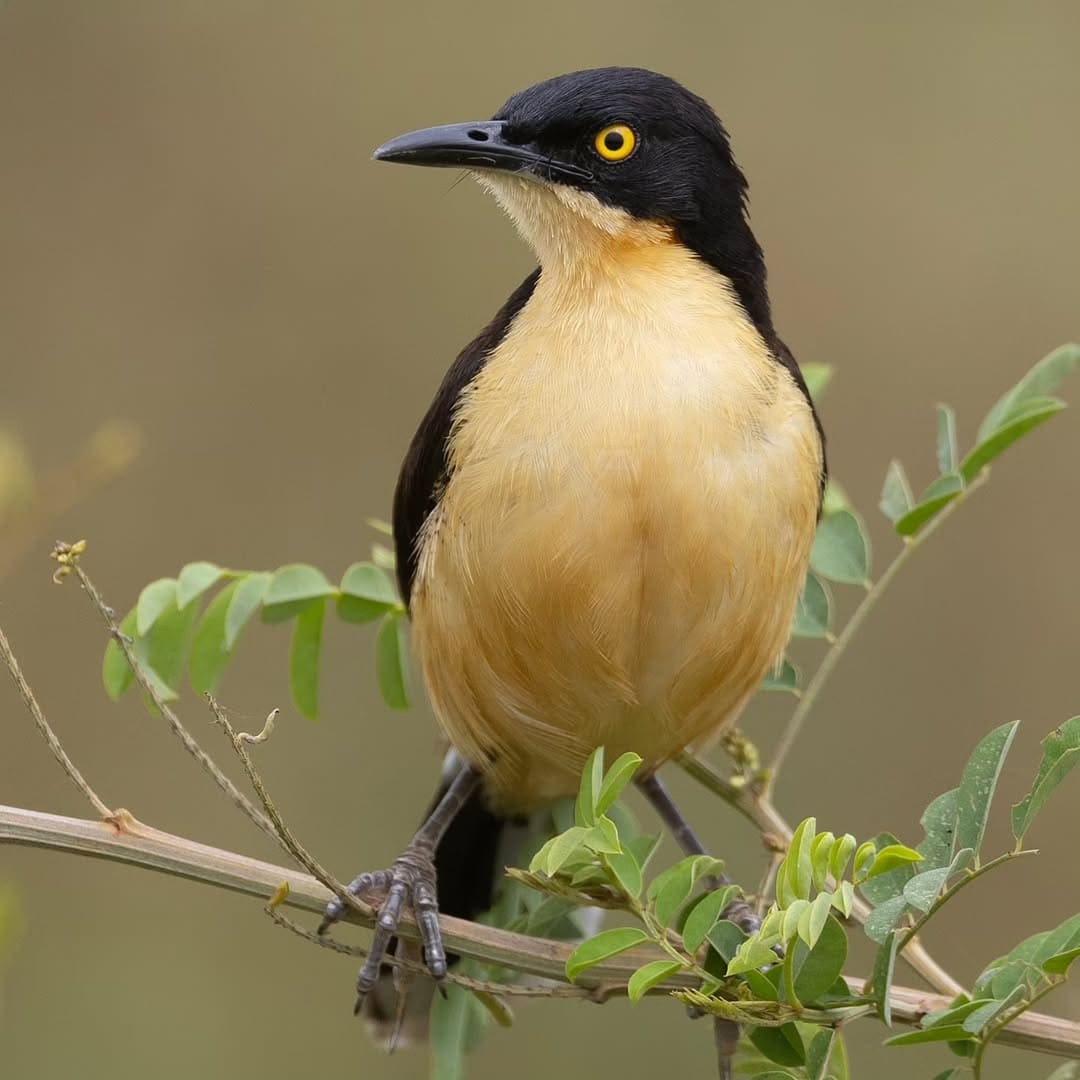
392;268;541;606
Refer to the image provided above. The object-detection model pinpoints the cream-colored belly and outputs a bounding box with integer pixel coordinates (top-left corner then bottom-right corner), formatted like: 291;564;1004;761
411;248;821;812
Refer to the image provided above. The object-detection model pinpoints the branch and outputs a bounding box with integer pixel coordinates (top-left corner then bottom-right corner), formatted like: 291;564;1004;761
3;805;1078;1060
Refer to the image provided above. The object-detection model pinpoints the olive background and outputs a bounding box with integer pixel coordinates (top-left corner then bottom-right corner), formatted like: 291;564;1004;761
1;3;1078;1078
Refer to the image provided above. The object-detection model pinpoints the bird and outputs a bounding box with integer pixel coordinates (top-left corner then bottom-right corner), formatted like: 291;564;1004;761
319;66;826;1049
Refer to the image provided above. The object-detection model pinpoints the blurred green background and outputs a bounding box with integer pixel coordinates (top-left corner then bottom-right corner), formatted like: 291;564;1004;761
2;2;1078;1078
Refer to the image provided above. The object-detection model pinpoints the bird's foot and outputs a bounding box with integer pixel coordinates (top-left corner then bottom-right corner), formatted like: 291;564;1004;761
318;843;444;1014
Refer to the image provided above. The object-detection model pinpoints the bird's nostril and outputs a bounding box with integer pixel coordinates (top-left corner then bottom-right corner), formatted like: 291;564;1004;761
467;129;490;142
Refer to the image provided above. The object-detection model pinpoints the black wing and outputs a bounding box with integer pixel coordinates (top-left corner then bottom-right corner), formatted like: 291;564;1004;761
770;333;828;509
392;269;541;607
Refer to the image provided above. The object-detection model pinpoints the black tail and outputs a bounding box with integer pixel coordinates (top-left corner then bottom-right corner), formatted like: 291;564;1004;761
431;778;507;931
359;761;509;1047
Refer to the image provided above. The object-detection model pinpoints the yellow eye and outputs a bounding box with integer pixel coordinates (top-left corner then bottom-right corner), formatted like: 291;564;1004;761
594;124;636;162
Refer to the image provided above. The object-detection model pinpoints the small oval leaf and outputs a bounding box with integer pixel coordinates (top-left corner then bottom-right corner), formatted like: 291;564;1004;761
565;927;650;981
375;611;409;709
176;562;224;609
627;959;683;1003
136;578;178;636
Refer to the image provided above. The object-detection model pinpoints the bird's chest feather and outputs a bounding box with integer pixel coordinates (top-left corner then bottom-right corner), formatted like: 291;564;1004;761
411;246;821;807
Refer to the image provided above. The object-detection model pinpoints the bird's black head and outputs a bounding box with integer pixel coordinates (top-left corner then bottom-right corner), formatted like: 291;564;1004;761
374;67;772;335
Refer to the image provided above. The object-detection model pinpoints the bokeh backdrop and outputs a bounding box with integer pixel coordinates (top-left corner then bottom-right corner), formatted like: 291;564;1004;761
2;3;1079;1078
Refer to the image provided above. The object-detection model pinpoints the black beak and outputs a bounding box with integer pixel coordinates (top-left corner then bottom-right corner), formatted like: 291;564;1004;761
373;121;593;183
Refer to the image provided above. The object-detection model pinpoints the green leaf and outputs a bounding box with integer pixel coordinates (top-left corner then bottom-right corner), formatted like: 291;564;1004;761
921;998;993;1029
682;886;738;953
936;404;959;475
627;832;664;875
830;881;855;918
721;935;778;978
750;1024;805;1067
605;848;643;898
916;788;959;870
955;720;1019;857
797;891;833;949
582;817;621;855
143;595;200;697
822;479;851;517
530;827;589;876
595;752;643;816
810;831;835;891
188;580;240;694
792;573;832;638
337;561;399;623
805;1029;839;1080
961;396;1066;482
894;483;964;537
627;959;682;1003
828;834;857;882
810;510;870;586
902;862;953;914
884;1026;974;1047
961;986;1025;1034
176;562;224;609
136;577;178;636
565;927;650;981
574;748;605;827
852;841;876;882
871;930;898;1025
705;918;747;962
371;542;396;570
761;658;800;693
863;844;923;882
1042;945;1080;976
931;1071;963;1080
289;599;324;720
375;611;409;710
792;915;847;1004
864;895;910;945
224;572;270;648
978;343;1080;442
1012;717;1080;841
648;859;696;927
103;608;138;700
261;563;334;623
430;984;485;1080
801;363;833;400
777;817;816;906
978;913;1080;1000
879;459;914;524
747;1073;799;1080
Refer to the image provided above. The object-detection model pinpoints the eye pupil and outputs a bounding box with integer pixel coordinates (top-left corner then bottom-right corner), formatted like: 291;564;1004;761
604;131;624;151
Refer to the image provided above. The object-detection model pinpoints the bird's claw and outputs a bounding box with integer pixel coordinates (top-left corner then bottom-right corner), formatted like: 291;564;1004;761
318;846;445;1014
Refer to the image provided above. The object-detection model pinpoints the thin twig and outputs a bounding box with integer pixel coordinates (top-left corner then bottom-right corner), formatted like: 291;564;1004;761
2;805;1076;1058
0;621;112;818
766;470;990;790
674;750;967;999
54;546;277;844
206;693;376;924
897;848;1039;955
